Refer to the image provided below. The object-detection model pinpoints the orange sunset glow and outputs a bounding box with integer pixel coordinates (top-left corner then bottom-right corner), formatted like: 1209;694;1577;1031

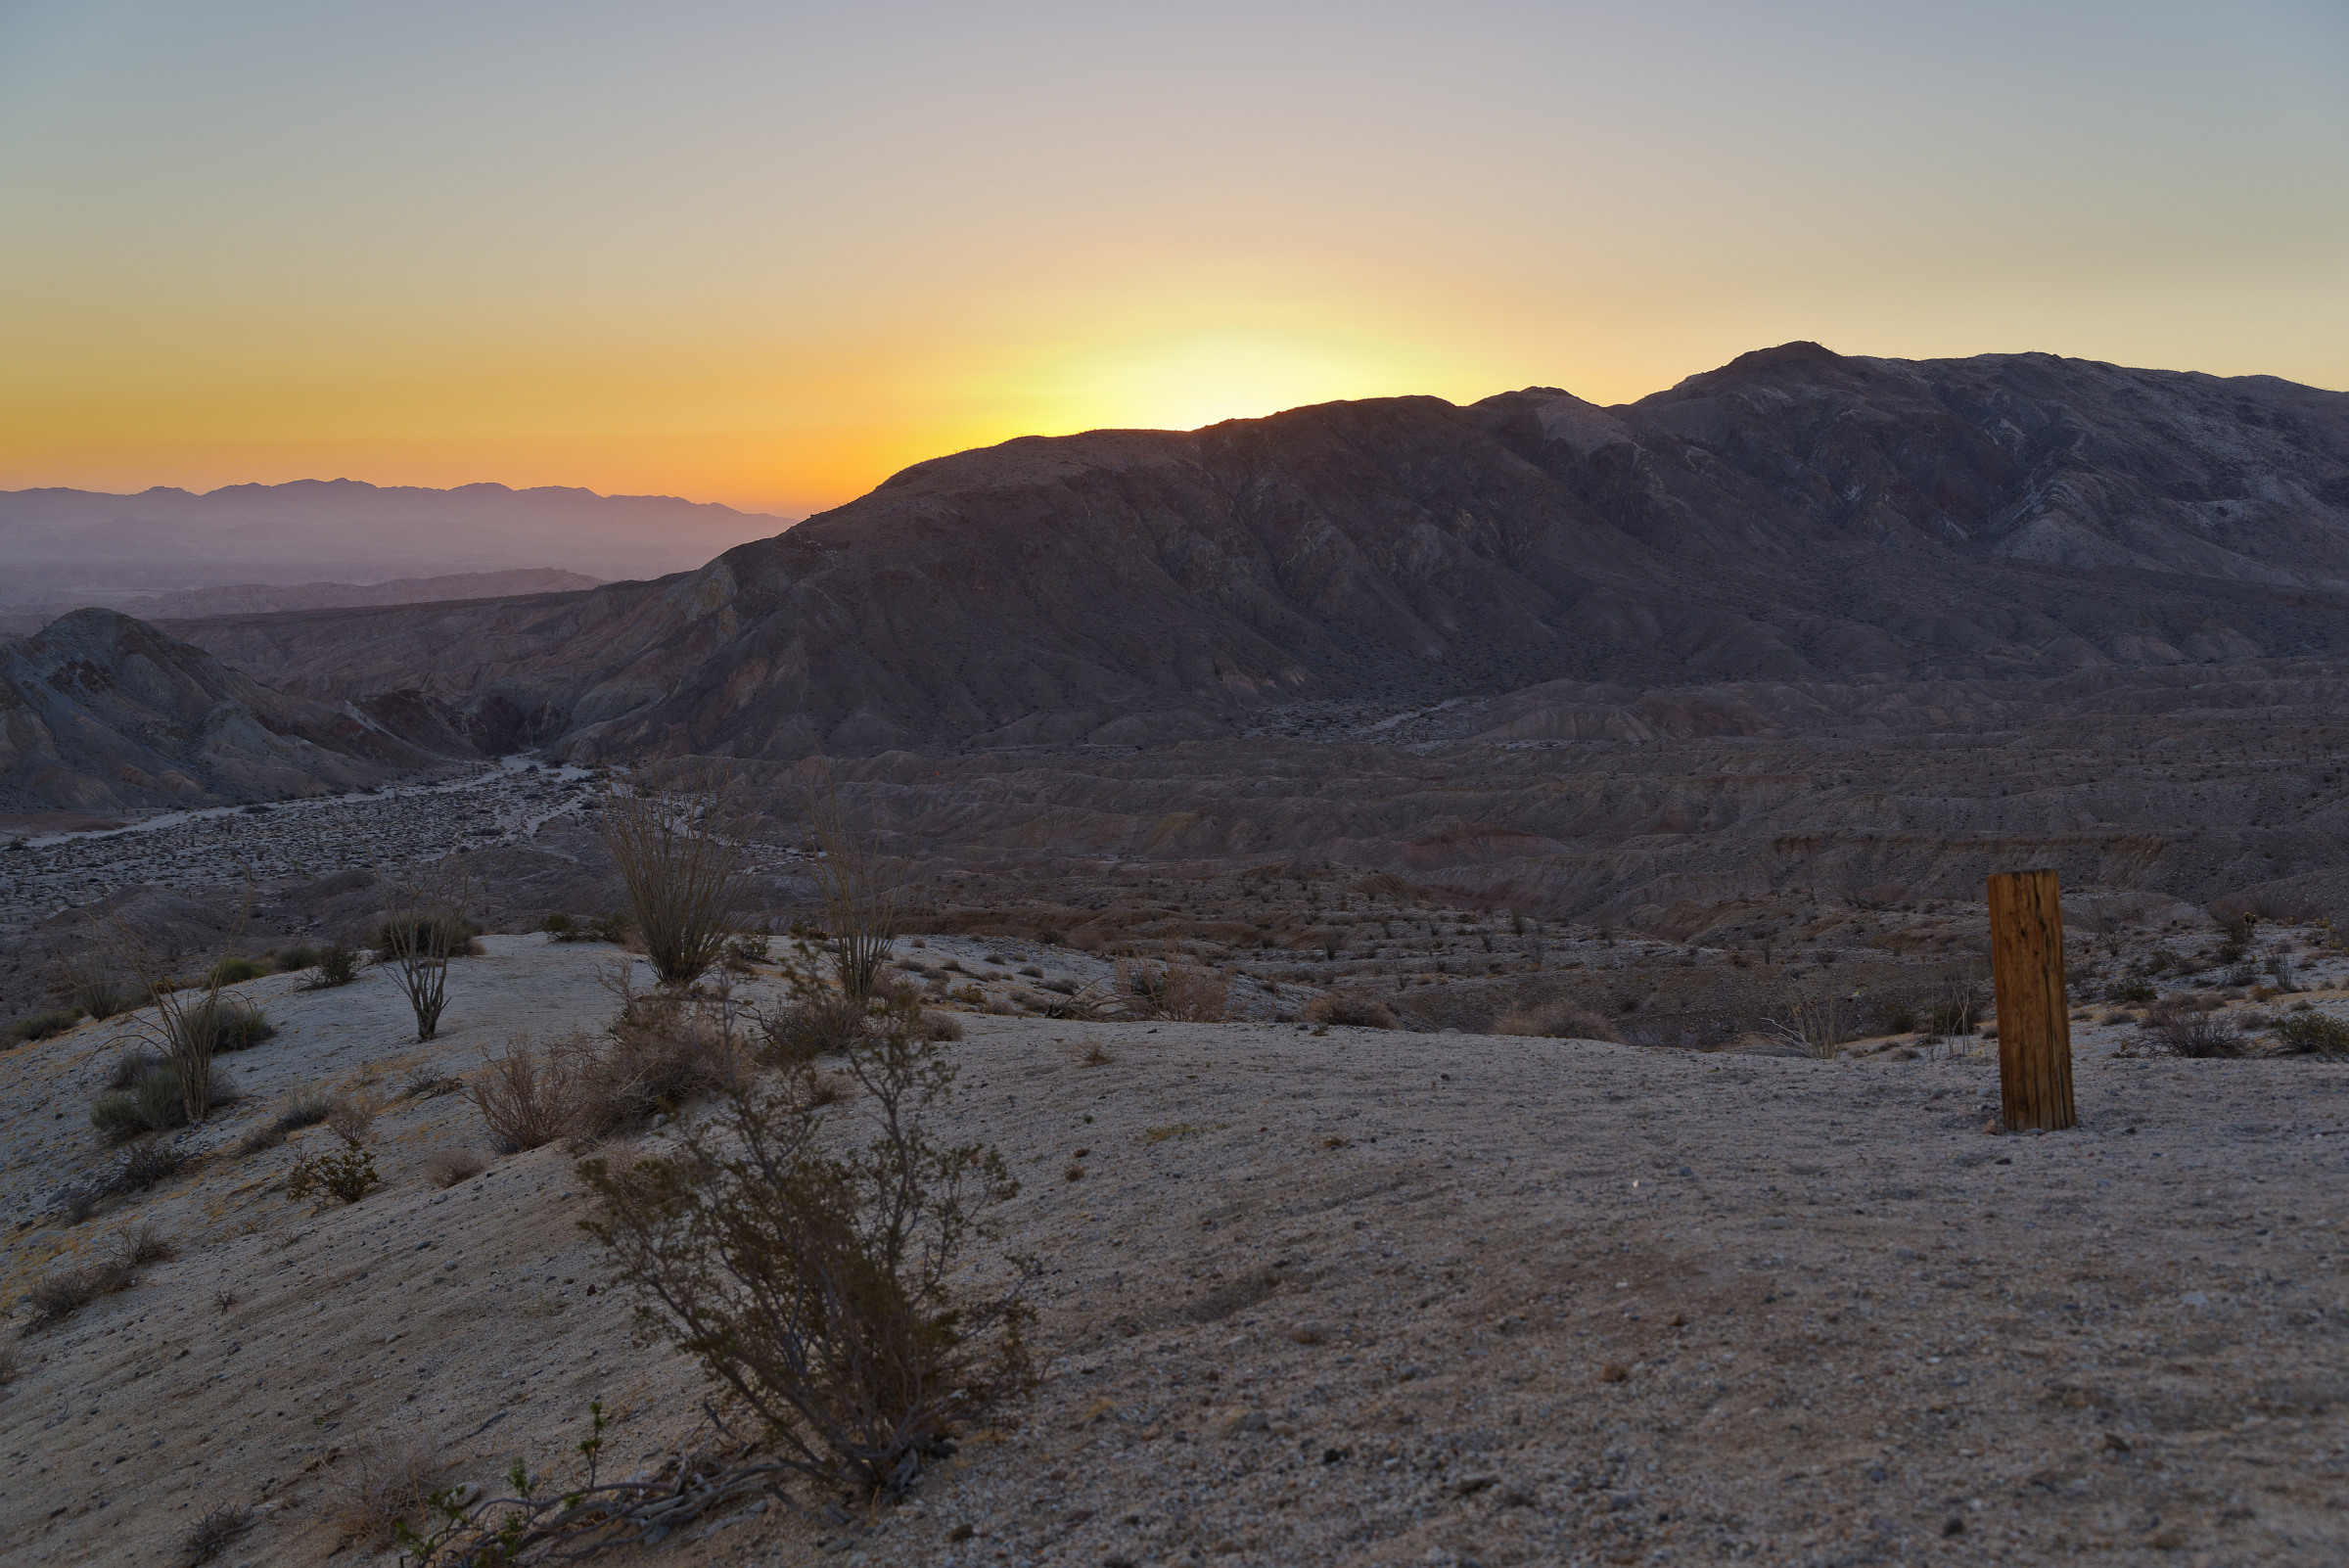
2;2;2342;519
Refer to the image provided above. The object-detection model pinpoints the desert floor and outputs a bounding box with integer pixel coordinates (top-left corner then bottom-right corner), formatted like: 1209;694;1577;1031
3;940;2346;1567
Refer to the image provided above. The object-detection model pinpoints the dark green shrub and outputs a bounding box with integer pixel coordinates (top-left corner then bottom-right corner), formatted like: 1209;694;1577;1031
272;945;322;973
2278;1012;2349;1057
287;1137;380;1207
1872;998;1918;1035
9;1008;81;1043
541;912;578;940
313;941;359;988
2108;978;2156;1004
207;956;269;987
93;1063;187;1141
178;997;274;1054
107;1047;163;1090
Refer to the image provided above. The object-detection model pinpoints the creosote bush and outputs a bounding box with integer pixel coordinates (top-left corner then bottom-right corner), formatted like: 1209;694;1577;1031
287;1136;381;1207
580;1015;1034;1499
2277;1012;2349;1057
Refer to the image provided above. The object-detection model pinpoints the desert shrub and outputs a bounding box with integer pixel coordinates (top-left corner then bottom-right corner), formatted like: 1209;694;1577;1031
1871;998;1918;1035
183;997;274;1053
2108;978;2156;1004
334;1432;440;1547
920;1009;963;1040
1307;991;1398;1030
287;1137;381;1207
237;1089;337;1153
327;1098;376;1143
599;762;754;987
2266;952;2299;992
728;932;771;967
117;1139;185;1191
106;1046;164;1090
1075;1038;1116;1067
469;1038;587;1152
117;1220;173;1266
207;956;268;987
1121;960;1230;1022
2160;1015;2241;1058
10;1007;81;1043
375;914;481;957
541;912;579;940
92;1062;189;1141
23;1257;134;1329
760;991;872;1062
271;944;322;973
1492;1001;1621;1042
577;993;754;1133
421;1147;488;1188
580;1017;1034;1499
2277;1012;2349;1057
312;941;360;988
22;1223;167;1329
176;1503;253;1566
0;1343;18;1385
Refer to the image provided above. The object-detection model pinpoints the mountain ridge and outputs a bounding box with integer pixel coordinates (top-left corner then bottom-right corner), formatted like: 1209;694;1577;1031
115;343;2349;763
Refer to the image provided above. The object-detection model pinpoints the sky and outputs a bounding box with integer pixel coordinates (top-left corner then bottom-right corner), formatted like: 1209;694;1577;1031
2;0;2344;519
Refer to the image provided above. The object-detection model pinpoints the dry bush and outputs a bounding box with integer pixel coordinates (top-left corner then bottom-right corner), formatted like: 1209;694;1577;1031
469;1036;587;1152
327;1098;376;1143
580;1016;1034;1499
1306;991;1398;1030
760;990;871;1062
1074;1038;1115;1067
1119;960;1229;1022
2160;1014;2242;1059
599;761;753;987
334;1431;440;1546
1765;980;1850;1059
1492;1001;1621;1041
116;1221;173;1266
176;1503;253;1566
0;1343;19;1385
421;1147;488;1188
22;1221;165;1329
578;992;755;1133
117;1139;185;1191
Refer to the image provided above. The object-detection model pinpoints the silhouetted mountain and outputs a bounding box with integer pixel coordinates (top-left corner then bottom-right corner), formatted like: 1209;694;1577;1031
163;346;2349;759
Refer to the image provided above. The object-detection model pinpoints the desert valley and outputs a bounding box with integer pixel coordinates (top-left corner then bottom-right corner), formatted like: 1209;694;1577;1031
0;343;2347;1566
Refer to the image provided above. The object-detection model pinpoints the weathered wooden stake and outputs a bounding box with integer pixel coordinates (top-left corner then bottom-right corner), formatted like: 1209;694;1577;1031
1987;867;2076;1132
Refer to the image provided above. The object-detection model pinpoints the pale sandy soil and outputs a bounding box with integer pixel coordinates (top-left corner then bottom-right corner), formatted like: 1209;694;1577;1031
3;945;2347;1567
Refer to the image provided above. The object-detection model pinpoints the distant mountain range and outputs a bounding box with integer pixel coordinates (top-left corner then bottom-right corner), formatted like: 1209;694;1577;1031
0;569;606;638
162;343;2349;760
0;479;791;597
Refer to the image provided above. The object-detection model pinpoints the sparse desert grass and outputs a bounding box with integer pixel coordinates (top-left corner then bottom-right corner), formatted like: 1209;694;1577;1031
0;1343;19;1384
1144;1122;1209;1142
206;956;268;987
1075;1038;1116;1067
22;1222;171;1330
1492;1000;1621;1042
9;1007;80;1043
1306;991;1397;1030
236;1088;339;1154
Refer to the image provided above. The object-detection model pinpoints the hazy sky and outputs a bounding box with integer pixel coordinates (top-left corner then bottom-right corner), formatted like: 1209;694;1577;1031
3;0;2343;516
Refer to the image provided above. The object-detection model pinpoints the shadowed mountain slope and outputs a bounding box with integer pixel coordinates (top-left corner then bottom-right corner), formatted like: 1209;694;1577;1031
165;346;2349;759
0;611;479;810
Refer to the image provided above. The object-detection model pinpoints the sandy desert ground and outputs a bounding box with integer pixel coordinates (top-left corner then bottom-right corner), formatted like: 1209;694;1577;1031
3;938;2346;1567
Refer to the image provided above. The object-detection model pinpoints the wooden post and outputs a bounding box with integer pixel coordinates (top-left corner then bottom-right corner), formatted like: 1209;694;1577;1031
1987;868;2075;1131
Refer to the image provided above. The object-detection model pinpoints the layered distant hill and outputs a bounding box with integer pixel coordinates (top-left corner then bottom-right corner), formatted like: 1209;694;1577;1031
0;479;789;598
161;344;2349;761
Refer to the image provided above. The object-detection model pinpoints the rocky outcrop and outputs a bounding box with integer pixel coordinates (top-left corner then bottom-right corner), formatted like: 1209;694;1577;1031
0;610;475;810
163;346;2349;759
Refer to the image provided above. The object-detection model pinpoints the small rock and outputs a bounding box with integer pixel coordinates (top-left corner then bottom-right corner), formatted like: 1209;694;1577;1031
1289;1322;1327;1345
2101;1432;2132;1453
1665;1311;1688;1327
1598;1363;1629;1383
946;1522;975;1543
1944;1516;1965;1537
